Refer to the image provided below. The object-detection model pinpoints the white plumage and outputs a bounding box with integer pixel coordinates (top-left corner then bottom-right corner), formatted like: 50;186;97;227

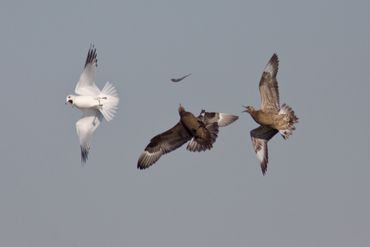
66;45;119;163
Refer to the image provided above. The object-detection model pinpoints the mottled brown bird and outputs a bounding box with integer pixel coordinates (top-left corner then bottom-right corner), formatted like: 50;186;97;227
243;53;298;175
138;105;238;169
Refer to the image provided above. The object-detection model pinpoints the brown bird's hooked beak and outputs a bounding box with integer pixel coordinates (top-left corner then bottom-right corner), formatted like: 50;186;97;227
242;106;248;113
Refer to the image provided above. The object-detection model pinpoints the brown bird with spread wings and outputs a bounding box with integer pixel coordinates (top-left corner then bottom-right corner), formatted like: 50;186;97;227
138;105;238;169
243;54;298;175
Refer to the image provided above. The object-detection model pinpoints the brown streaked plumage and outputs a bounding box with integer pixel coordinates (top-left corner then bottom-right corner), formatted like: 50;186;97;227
243;53;298;175
137;105;238;169
259;54;280;113
187;110;239;152
250;126;278;175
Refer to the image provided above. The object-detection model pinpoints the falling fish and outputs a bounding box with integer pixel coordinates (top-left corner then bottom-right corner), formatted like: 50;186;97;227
171;73;192;82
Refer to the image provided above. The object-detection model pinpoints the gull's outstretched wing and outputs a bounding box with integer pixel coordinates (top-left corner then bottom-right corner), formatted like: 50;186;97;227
259;53;280;112
76;109;103;163
138;122;192;169
75;45;100;96
250;125;278;175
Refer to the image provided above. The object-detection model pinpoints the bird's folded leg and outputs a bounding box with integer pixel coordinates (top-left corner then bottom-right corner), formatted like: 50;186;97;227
93;116;98;126
96;96;108;107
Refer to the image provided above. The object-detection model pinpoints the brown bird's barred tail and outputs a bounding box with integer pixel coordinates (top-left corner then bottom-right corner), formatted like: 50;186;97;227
187;123;219;152
278;103;299;140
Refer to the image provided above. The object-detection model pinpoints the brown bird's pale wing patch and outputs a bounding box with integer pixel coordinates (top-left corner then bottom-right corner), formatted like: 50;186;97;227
250;126;278;175
198;111;239;127
259;53;280;112
138;122;192;169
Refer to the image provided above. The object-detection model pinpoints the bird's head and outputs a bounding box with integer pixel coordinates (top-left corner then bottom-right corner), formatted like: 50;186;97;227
178;104;185;113
242;105;255;114
65;95;74;105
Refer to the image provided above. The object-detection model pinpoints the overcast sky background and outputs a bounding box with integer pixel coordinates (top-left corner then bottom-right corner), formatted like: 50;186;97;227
0;0;369;246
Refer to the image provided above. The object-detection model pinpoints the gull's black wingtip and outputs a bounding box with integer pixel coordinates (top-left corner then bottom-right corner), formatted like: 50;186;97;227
80;146;89;164
84;44;97;68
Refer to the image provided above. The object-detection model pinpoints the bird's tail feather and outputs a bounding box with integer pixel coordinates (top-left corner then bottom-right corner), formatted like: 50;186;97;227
186;123;219;152
278;103;298;139
98;82;119;122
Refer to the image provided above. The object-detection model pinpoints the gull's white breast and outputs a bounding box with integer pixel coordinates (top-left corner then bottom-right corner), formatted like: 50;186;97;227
74;96;99;109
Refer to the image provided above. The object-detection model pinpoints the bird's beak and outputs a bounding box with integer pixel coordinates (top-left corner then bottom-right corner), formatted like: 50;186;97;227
242;106;248;113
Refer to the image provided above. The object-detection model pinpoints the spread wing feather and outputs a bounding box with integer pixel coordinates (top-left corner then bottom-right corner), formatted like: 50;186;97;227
75;45;100;96
137;122;192;169
250;125;278;175
259;53;280;112
76;109;103;163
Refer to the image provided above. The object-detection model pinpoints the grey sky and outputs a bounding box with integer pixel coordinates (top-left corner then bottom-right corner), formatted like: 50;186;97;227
0;0;369;246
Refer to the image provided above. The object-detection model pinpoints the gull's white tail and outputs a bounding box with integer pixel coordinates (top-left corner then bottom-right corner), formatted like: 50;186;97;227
98;82;119;122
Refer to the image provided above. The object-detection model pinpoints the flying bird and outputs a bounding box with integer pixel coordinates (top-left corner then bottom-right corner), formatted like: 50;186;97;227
137;105;238;169
171;73;192;82
66;45;119;163
243;53;298;175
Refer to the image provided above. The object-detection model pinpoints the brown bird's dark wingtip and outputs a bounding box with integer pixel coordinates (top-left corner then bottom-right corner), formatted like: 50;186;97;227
137;161;150;170
137;157;149;170
261;169;267;176
261;163;267;176
270;53;279;65
137;164;145;170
